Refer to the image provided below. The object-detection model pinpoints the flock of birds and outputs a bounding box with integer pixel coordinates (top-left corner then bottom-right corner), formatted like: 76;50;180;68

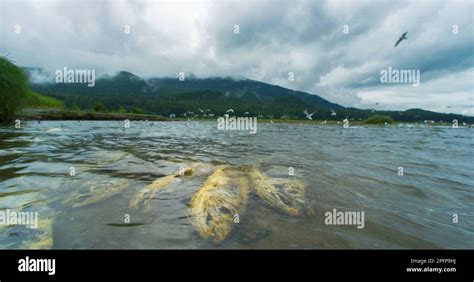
171;32;417;122
175;108;341;121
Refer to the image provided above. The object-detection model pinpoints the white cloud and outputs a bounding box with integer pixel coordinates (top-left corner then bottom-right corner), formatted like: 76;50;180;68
353;68;474;115
0;0;472;115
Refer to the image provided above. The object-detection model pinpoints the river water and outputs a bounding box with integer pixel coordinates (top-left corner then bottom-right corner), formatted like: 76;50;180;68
0;120;473;249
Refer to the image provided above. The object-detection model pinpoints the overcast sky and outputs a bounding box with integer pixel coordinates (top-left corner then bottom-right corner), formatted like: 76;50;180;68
0;0;473;115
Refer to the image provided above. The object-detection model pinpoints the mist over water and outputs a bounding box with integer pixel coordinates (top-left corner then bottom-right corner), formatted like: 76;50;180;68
0;121;473;249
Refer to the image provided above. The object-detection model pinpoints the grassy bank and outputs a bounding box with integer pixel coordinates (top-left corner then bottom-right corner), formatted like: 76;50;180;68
24;91;64;109
15;108;169;121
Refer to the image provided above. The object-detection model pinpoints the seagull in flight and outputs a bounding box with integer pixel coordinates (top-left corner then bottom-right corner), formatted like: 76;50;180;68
303;110;316;120
226;109;234;113
394;32;408;47
330;109;337;117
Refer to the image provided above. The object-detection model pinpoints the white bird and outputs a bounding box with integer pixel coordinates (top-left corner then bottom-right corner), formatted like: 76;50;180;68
244;112;250;115
330;109;337;117
226;109;234;113
343;118;349;126
303;110;316;120
198;108;204;113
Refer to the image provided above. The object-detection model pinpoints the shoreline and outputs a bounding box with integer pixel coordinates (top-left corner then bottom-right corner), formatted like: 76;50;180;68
14;108;170;122
6;108;472;127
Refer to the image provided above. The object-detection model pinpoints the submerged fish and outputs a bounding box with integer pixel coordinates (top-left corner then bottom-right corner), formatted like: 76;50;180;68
129;166;196;210
64;178;130;208
247;167;312;216
129;163;214;211
187;166;250;244
128;162;313;244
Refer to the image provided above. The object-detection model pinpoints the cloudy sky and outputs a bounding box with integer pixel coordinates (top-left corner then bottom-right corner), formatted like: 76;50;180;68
0;0;473;115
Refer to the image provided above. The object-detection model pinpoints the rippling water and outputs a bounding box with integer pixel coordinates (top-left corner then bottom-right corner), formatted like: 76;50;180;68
0;120;473;249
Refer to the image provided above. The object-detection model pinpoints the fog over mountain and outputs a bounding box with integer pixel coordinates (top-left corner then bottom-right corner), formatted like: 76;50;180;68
1;0;472;115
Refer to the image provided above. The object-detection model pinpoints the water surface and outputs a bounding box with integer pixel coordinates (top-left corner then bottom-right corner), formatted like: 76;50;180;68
0;121;473;249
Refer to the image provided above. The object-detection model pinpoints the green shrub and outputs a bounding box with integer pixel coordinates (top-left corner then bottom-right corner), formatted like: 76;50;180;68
363;115;395;124
130;107;144;114
118;106;127;113
71;104;80;111
93;101;107;112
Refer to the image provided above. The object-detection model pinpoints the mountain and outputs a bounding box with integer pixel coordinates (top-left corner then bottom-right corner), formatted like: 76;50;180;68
29;70;342;107
27;70;473;122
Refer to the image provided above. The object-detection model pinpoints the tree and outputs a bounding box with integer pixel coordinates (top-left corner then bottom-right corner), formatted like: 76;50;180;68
0;57;30;122
130;107;144;114
92;101;107;112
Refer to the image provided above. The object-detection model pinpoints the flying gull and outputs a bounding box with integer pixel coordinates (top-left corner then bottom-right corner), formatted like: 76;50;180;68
394;32;408;47
303;110;316;120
